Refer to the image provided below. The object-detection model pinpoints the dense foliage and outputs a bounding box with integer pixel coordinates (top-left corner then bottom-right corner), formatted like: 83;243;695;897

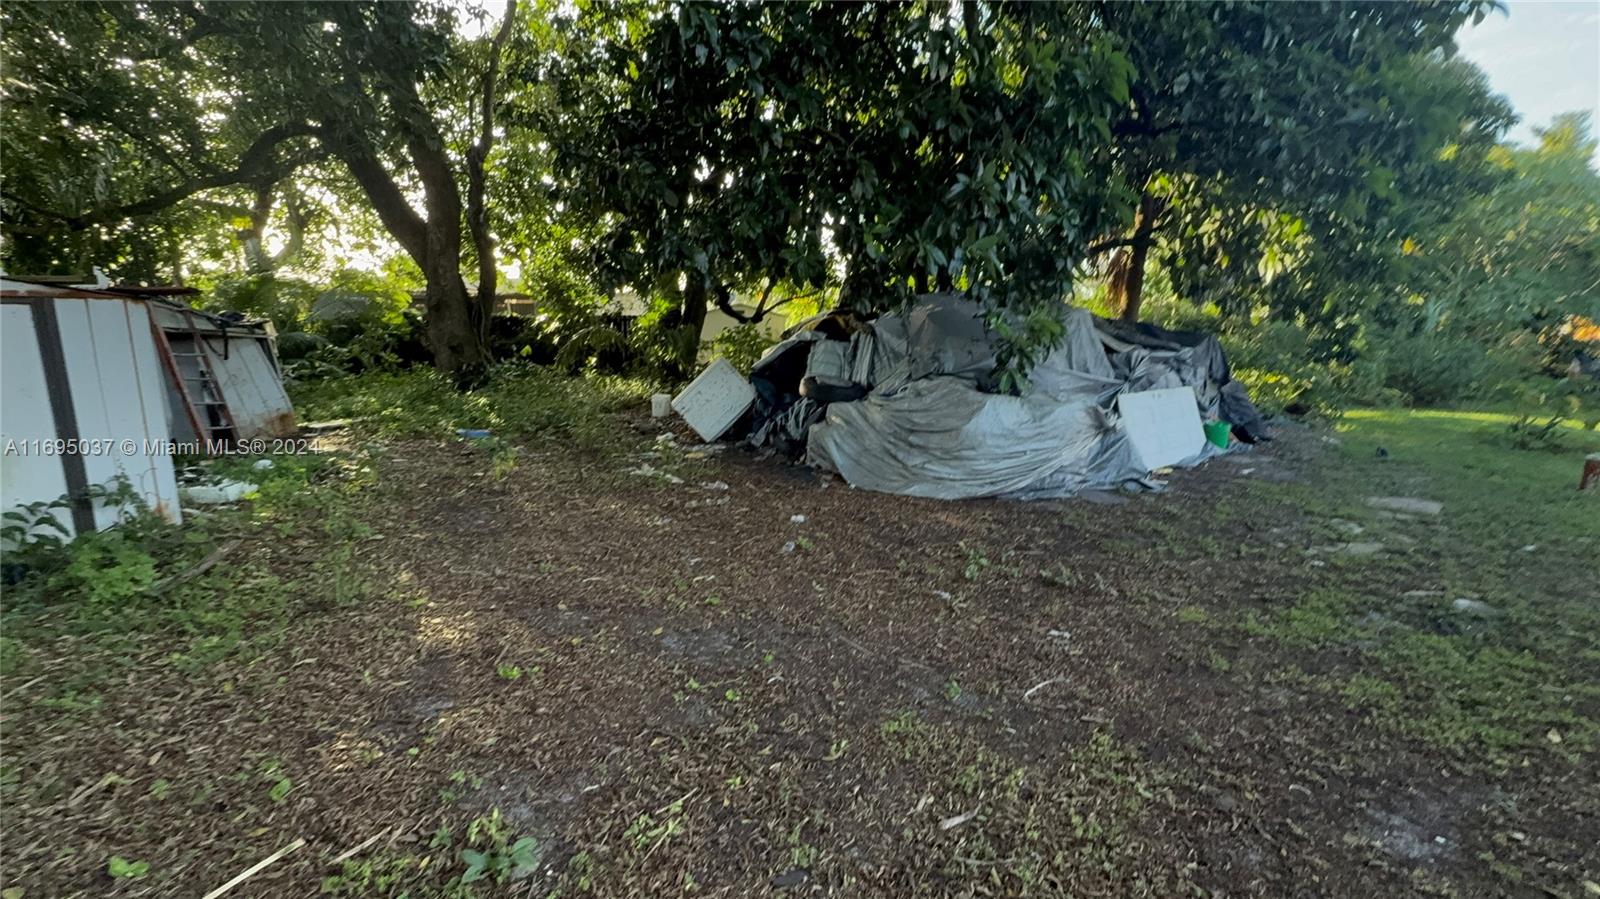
1;0;1595;401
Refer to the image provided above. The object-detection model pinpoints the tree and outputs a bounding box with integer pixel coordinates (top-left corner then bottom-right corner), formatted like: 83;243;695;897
1145;51;1516;358
1406;112;1600;336
1084;1;1498;320
1;1;520;377
0;2;319;279
538;1;1131;376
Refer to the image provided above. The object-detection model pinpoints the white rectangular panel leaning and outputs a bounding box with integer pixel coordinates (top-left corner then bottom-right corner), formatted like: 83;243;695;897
672;357;756;442
1117;386;1207;471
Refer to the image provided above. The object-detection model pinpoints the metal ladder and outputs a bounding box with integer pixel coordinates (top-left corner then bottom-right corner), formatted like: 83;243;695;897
152;310;237;449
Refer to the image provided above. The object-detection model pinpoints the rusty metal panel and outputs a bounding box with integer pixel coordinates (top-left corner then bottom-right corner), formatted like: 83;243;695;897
198;335;297;440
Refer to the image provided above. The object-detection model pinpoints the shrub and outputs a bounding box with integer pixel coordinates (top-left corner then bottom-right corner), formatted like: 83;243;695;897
1506;414;1567;451
207;274;321;331
487;313;559;364
705;323;771;374
1367;331;1495;406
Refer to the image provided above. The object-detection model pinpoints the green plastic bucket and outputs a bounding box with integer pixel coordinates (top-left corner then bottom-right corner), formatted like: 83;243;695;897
1204;421;1231;449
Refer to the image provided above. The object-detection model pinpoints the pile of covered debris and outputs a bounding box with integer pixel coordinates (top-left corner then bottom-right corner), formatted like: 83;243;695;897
668;294;1269;500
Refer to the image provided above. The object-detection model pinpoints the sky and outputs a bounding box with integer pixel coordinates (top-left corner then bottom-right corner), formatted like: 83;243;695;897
1453;0;1600;150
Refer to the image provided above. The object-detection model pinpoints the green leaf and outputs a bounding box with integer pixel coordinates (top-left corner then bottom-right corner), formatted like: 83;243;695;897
461;849;489;883
509;836;542;878
108;856;150;879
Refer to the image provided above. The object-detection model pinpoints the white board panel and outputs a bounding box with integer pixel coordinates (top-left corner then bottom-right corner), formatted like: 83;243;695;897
202;335;296;439
1117;386;1206;471
672;357;755;442
121;303;182;521
0;303;73;540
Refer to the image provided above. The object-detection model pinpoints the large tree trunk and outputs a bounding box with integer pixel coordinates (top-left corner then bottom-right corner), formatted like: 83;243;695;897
667;276;710;378
421;259;486;377
1109;192;1164;321
1109;239;1152;321
328;68;498;380
466;0;519;343
419;220;491;380
236;183;274;274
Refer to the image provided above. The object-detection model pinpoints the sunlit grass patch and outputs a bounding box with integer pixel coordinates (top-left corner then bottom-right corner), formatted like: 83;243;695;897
1335;408;1600;540
290;364;656;453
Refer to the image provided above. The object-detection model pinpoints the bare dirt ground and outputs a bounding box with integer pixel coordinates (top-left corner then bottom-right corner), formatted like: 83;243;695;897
4;417;1596;898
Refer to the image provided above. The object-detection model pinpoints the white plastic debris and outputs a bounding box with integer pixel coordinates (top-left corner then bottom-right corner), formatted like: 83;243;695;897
629;463;684;485
650;393;673;418
789;514;807;524
179;480;257;505
1451;597;1498;617
252;459;275;471
940;807;980;831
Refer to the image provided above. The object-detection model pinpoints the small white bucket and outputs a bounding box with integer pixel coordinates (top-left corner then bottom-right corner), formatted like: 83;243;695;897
650;393;673;418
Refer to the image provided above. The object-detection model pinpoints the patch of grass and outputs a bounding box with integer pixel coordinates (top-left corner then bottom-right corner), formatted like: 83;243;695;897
291;364;654;453
0;447;376;711
959;542;990;581
876;716;1198;895
1245;585;1598;757
1236;408;1600;760
321;809;539;897
1336;408;1600;541
460;809;541;886
107;856;149;879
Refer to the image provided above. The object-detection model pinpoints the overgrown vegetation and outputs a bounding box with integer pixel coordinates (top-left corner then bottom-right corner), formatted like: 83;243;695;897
0;450;374;712
290;364;654;451
3;360;1596;895
2;4;1599;895
6;1;1594;390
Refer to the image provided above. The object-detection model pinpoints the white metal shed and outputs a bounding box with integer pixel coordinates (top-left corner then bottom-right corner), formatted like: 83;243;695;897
2;277;183;540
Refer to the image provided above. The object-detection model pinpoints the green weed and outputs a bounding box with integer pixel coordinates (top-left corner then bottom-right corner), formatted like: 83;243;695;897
106;856;149;879
290;364;654;454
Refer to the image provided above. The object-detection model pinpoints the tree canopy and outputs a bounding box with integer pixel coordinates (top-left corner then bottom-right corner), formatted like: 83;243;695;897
2;0;1593;385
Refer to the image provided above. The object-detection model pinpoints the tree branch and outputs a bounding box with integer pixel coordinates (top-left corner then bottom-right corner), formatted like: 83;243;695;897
319;124;429;266
52;121;320;229
1085;209;1170;257
714;283;751;323
1085;235;1142;256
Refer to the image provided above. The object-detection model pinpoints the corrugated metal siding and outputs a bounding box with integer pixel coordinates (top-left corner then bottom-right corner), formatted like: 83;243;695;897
0;295;181;542
1;303;74;539
54;298;183;526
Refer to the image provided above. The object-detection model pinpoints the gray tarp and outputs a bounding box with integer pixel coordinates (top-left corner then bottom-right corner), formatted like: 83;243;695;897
808;379;1143;500
749;294;1263;500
